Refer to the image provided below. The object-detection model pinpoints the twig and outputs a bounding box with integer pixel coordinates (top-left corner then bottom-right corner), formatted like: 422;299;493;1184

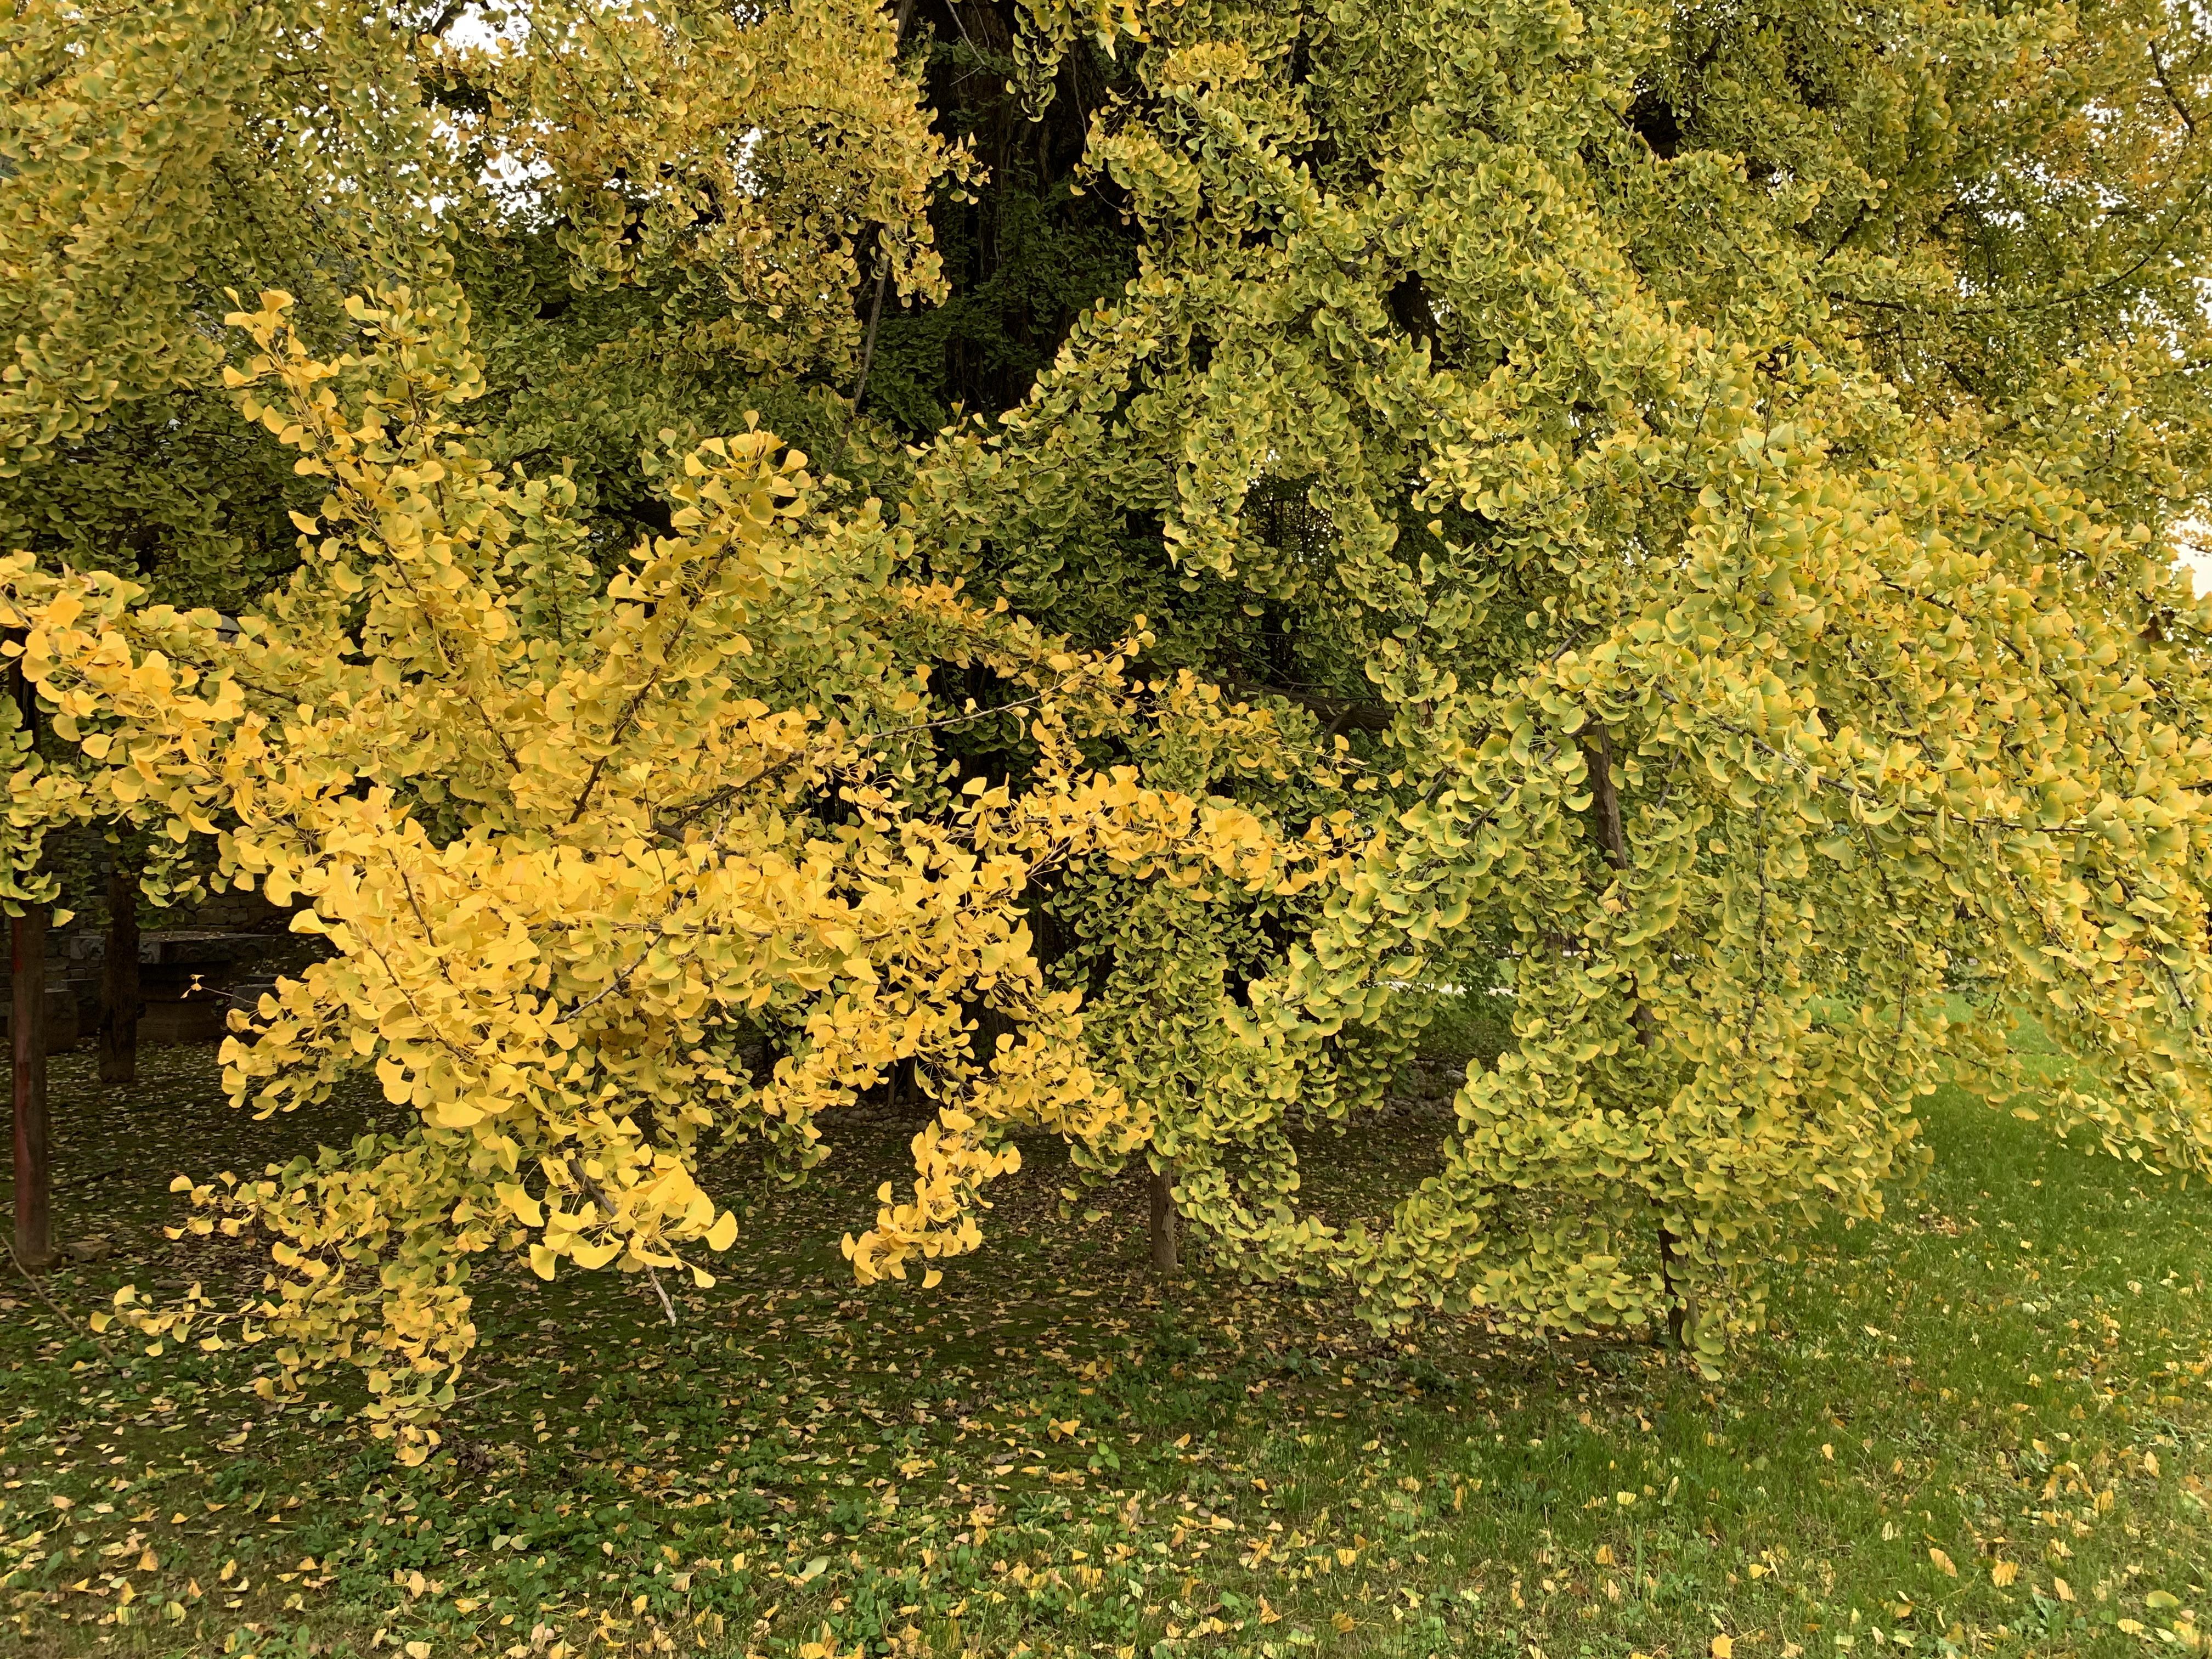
564;1158;679;1326
855;689;1055;742
5;1236;115;1359
853;262;891;414
451;1377;522;1406
52;1163;122;1194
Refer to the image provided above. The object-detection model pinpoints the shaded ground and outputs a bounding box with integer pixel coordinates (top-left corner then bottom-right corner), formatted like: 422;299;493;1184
2;1036;2208;1658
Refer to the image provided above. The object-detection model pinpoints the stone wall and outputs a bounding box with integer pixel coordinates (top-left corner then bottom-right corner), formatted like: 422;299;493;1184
2;888;315;1050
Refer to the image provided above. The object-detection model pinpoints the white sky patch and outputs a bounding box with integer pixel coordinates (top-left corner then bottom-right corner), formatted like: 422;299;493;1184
2176;522;2212;596
443;3;529;51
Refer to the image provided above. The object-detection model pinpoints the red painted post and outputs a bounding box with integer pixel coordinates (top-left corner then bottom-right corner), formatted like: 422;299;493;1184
8;630;52;1269
11;901;49;1269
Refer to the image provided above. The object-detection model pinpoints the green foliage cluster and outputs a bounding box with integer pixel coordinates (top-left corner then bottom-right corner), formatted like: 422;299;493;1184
907;0;2212;1360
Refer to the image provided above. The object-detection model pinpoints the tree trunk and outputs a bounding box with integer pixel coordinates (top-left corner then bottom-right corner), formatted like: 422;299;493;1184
1656;1221;1692;1349
1147;1164;1177;1272
1584;726;1690;1344
98;850;142;1085
12;901;51;1269
1585;727;1657;1051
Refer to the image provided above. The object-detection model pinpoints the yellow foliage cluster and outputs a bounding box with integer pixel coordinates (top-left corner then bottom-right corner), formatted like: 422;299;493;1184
5;289;1336;1452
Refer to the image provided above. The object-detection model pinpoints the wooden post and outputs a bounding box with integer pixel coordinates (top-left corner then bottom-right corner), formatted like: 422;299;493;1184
98;848;142;1086
8;631;51;1269
11;900;50;1269
1147;1164;1177;1273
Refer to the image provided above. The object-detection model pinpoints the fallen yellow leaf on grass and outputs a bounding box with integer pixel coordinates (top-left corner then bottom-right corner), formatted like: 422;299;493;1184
1991;1560;2018;1587
2054;1576;2075;1602
1712;1636;1735;1659
1332;1612;1356;1634
1929;1547;1957;1577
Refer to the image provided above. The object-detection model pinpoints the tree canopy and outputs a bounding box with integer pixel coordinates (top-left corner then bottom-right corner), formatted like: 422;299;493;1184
9;0;2212;1451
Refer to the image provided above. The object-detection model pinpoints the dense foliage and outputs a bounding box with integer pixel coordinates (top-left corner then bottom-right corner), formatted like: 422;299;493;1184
9;0;2212;1447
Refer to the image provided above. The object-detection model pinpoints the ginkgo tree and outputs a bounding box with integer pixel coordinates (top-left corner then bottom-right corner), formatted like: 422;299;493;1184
9;0;2212;1430
2;286;1334;1454
0;0;971;1266
0;0;966;868
908;0;2212;1358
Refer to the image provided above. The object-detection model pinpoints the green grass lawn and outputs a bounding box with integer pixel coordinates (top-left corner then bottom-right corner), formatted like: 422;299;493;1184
2;1036;2208;1659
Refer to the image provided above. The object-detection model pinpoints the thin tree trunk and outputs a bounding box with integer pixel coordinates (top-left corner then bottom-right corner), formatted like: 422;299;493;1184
98;849;141;1086
1585;726;1657;1051
1656;1221;1692;1350
1147;1164;1178;1272
847;0;916;415
1583;726;1692;1345
12;901;50;1269
853;263;891;413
